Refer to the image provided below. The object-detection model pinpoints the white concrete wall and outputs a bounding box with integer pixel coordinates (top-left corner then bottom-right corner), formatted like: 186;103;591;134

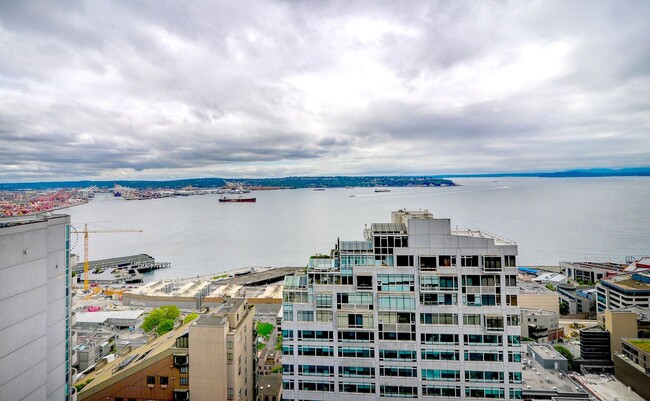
0;215;70;401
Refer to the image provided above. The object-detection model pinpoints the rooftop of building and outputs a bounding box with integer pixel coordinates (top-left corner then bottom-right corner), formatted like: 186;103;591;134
517;280;557;295
533;272;568;283
79;317;194;395
75;309;145;324
193;315;228;327
607;306;650;322
521;352;582;395
218;297;246;313
625;339;650;353
562;261;629;270
74;329;116;351
522;309;558;317
601;272;650;291
257;373;282;396
128;279;283;300
576;372;646;401
0;212;68;228
451;228;517;245
529;344;568;361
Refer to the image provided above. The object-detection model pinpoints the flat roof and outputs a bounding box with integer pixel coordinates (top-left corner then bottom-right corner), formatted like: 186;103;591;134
518;280;556;295
521;353;581;394
626;339;650;353
451;228;516;245
529;344;567;361
76;310;145;324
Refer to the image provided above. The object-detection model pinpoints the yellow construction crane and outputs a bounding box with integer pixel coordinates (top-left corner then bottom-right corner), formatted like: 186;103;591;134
72;224;143;291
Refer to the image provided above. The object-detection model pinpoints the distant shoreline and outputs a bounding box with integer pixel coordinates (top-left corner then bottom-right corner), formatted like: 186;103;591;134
1;168;649;190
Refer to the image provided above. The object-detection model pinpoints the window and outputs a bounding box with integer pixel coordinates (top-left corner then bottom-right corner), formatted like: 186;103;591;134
227;341;233;349
316;310;332;322
439;255;456;267
396;255;414;267
147;376;155;385
461;255;479;267
419;255;437;270
297;311;314;322
180;366;188;373
228;388;234;397
339;366;375;378
506;294;518;306
227;352;234;361
316;293;332;308
338;347;374;358
356;275;373;289
180;377;188;385
505;255;516;267
283;304;293;321
160;376;168;385
115;398;123;401
483;256;502;271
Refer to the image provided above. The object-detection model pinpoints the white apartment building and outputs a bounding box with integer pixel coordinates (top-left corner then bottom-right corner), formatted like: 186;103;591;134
0;214;74;401
281;210;522;400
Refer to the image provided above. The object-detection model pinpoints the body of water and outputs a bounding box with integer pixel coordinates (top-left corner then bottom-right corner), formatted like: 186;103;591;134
61;177;650;280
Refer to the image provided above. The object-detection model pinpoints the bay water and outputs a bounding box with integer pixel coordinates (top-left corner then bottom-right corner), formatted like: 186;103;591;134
61;177;650;280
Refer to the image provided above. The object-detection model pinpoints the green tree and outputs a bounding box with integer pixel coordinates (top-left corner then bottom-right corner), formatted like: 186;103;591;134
559;300;570;315
156;319;175;335
554;345;574;362
142;305;181;333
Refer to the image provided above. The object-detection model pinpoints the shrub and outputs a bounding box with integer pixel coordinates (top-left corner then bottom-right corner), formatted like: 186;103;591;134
183;313;199;324
554;345;574;362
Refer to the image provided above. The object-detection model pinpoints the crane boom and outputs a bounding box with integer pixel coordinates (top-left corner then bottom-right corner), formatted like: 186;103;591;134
71;224;142;291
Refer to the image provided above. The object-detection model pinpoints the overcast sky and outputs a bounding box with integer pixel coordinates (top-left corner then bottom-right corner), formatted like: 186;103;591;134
0;1;648;182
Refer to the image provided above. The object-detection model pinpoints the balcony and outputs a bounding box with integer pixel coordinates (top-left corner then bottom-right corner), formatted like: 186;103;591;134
70;386;77;401
70;311;77;326
71;330;77;345
71;349;77;366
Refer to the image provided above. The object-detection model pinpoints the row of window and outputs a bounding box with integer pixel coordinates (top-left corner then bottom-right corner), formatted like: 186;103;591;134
281;387;523;400
285;367;520;382
282;384;522;400
282;346;521;363
283;329;520;346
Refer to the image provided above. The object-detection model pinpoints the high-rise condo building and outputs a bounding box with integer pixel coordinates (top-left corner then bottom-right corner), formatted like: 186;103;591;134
0;214;74;400
281;210;522;400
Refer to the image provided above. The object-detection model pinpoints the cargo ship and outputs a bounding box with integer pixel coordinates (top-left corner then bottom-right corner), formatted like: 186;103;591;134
218;196;256;203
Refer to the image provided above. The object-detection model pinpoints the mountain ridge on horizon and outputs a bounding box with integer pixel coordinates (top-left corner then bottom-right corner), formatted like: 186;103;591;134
0;167;649;190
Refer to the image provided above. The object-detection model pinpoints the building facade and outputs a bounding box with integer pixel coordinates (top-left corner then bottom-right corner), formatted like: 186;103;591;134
0;214;74;400
78;298;256;401
281;210;522;400
614;339;650;401
189;299;256;401
596;272;650;313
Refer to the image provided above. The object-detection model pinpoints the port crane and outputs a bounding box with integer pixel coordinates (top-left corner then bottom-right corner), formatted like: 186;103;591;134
71;224;143;291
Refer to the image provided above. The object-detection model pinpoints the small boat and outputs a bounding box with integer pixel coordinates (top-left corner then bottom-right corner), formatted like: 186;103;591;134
313;188;325;191
374;188;391;193
219;196;256;203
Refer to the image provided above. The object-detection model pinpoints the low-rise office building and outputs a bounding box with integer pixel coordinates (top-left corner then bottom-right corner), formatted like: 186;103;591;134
521;309;562;343
557;283;596;318
597;272;650;313
74;310;145;329
73;329;117;372
518;279;559;314
561;261;630;284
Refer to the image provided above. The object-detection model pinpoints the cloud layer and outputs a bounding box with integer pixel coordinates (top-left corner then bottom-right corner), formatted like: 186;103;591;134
1;1;649;181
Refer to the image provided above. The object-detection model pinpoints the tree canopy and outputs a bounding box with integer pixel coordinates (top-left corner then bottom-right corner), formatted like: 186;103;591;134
142;305;180;334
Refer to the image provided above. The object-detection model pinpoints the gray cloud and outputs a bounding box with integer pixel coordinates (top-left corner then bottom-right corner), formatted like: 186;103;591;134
0;0;649;181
